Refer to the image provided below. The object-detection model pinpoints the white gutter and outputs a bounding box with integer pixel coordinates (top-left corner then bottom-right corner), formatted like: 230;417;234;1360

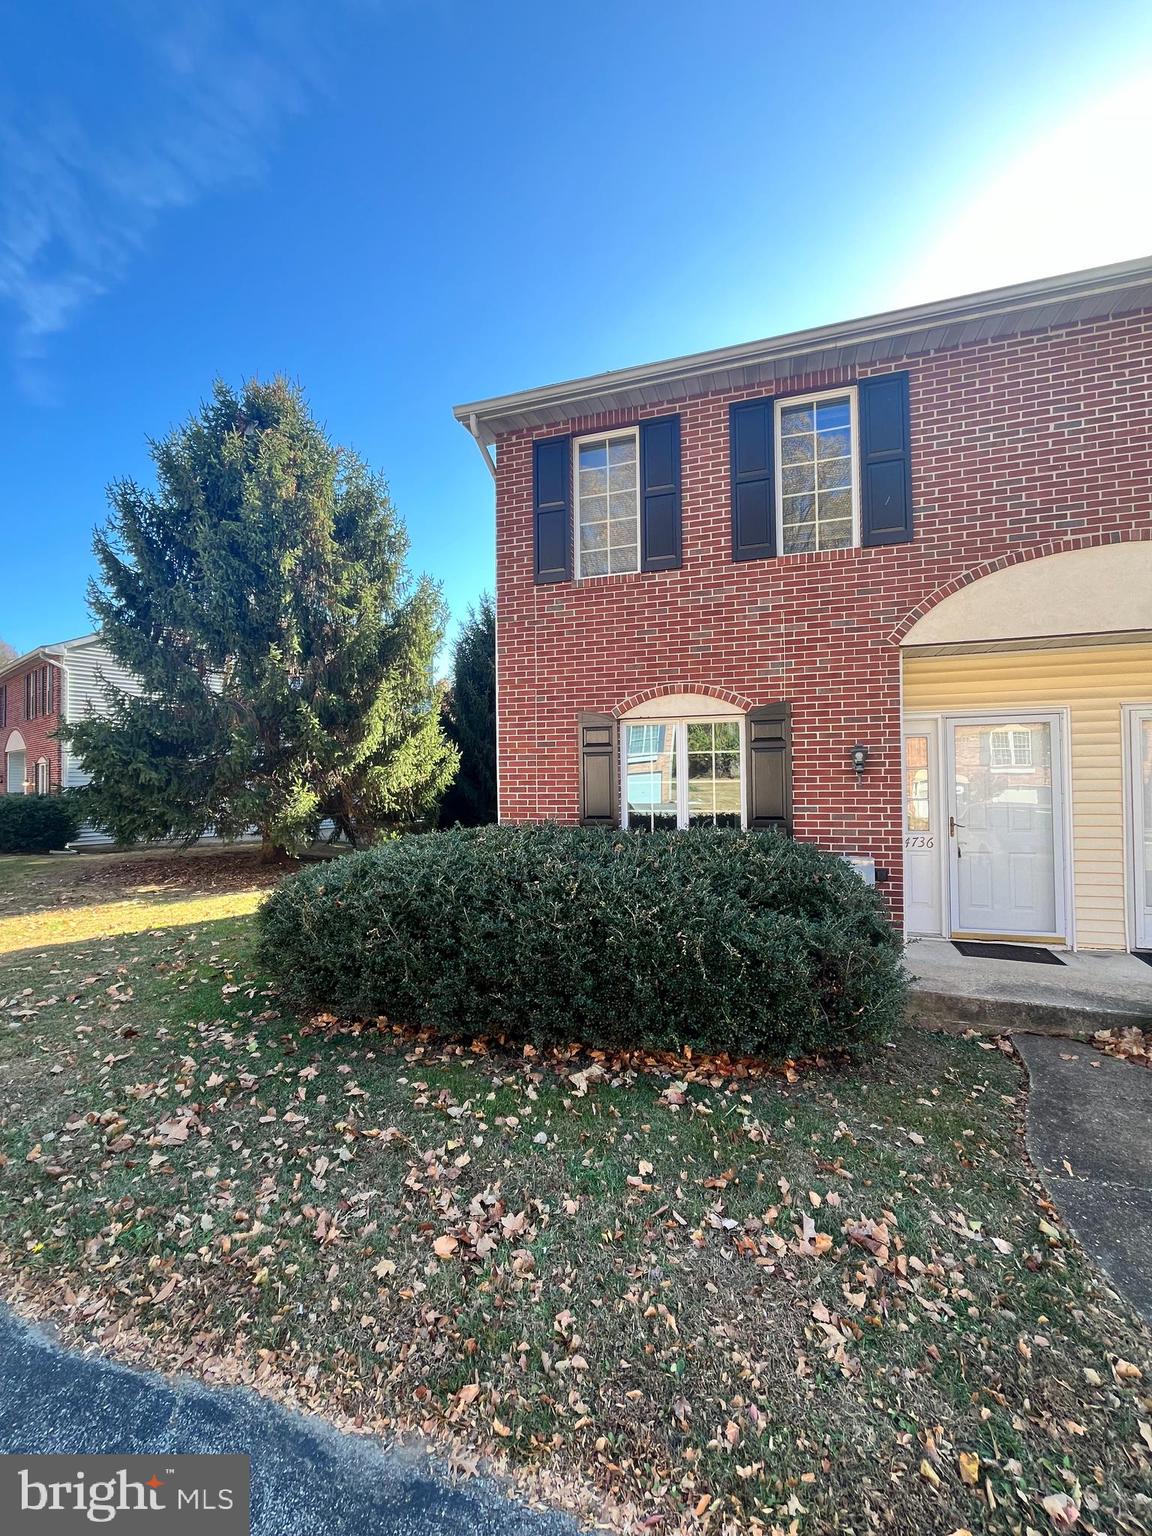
465;412;496;481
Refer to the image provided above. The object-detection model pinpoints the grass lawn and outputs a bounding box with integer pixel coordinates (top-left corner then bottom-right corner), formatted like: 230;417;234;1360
1;850;1150;1534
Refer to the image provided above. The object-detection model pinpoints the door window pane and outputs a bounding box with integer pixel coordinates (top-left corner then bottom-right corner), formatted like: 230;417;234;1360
1141;718;1152;910
904;734;930;831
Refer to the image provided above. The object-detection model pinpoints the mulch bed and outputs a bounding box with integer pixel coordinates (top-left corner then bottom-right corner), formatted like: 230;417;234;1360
77;850;298;895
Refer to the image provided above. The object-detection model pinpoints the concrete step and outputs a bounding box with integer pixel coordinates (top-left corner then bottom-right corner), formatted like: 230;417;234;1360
905;940;1152;1039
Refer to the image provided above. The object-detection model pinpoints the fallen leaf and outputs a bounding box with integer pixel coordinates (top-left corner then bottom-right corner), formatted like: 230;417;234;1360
1041;1491;1079;1530
958;1450;980;1486
433;1234;459;1259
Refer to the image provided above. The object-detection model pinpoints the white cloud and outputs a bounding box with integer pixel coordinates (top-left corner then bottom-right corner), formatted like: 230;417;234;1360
891;69;1152;305
0;2;335;390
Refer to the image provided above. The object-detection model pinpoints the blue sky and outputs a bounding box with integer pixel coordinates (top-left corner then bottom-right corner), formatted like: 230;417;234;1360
2;0;1151;657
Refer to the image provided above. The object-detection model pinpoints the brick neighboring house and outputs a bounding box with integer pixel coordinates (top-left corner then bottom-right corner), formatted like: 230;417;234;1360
454;257;1152;953
1;633;141;845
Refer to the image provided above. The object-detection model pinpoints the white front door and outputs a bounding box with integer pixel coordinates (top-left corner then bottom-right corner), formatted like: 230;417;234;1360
1128;708;1152;949
946;714;1065;940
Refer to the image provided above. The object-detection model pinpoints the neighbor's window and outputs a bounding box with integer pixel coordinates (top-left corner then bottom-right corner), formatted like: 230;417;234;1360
23;665;52;720
776;390;856;554
0;686;6;728
576;429;639;578
625;718;743;831
34;757;49;796
989;728;1033;769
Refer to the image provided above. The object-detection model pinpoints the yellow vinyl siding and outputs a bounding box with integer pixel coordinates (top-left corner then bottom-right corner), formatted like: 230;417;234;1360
903;643;1152;950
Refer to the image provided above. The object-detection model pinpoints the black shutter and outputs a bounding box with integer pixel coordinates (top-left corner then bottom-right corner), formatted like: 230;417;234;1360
730;399;776;561
639;415;681;571
533;435;571;583
578;713;619;826
746;704;791;833
859;372;913;546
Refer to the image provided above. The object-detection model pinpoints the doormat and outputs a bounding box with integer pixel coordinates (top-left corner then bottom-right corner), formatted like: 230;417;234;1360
952;940;1065;965
1133;951;1152;969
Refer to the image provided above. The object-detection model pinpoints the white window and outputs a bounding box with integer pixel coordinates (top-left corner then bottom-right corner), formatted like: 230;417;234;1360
34;757;49;796
624;718;743;831
989;728;1033;769
575;428;639;578
775;389;857;554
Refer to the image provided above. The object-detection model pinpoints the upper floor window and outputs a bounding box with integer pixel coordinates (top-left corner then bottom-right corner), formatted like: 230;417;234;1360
24;665;52;721
575;428;639;578
776;389;857;554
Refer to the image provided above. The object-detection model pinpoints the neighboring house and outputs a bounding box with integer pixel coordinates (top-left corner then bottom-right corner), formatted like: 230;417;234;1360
1;633;141;847
454;256;1152;953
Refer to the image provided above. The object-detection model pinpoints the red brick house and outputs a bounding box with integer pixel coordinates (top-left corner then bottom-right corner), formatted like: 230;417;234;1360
1;634;141;844
455;258;1152;953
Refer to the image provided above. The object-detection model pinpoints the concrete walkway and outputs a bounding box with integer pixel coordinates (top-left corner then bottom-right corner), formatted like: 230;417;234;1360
1014;1034;1152;1321
0;1308;572;1536
907;939;1152;1036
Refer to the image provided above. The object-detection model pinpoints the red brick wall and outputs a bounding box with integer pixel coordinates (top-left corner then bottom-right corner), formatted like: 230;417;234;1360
1;662;63;794
493;310;1152;928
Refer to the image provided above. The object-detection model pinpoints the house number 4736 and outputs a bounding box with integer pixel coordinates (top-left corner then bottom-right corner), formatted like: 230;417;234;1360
904;835;935;849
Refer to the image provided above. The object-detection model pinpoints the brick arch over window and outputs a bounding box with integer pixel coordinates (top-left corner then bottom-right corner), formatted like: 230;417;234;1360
889;529;1152;646
611;683;756;719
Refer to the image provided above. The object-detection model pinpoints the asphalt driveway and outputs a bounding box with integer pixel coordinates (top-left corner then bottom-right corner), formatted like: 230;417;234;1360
1014;1033;1152;1321
0;1308;573;1535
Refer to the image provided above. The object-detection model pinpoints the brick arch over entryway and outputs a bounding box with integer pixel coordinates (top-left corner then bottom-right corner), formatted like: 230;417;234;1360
889;529;1152;645
610;683;757;719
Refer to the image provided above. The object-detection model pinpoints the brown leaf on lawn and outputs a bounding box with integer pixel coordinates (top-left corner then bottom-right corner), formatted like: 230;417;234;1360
1111;1356;1142;1382
433;1234;459;1259
491;1417;512;1437
372;1258;396;1279
919;1458;941;1489
313;1210;341;1244
958;1450;980;1486
1041;1491;1079;1529
149;1275;179;1306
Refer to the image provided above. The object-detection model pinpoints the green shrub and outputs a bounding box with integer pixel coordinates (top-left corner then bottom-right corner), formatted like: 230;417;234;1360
257;825;907;1061
0;794;82;854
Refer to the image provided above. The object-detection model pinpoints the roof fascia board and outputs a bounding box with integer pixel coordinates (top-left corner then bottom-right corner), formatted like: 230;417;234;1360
453;255;1152;433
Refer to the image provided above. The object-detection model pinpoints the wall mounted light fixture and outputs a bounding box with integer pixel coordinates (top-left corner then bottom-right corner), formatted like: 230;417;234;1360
850;743;869;780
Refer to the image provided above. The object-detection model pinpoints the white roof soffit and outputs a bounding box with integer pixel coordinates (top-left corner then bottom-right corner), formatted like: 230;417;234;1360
453;255;1152;443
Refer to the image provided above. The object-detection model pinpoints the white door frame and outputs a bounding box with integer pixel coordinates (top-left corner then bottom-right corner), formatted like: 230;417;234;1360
944;709;1072;944
902;715;945;937
1123;704;1152;950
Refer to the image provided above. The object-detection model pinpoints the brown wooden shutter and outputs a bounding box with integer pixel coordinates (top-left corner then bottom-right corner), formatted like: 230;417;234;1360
746;704;791;833
578;713;619;826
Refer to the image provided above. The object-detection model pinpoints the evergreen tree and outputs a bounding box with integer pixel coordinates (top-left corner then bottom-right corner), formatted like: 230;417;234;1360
65;378;457;856
439;593;496;826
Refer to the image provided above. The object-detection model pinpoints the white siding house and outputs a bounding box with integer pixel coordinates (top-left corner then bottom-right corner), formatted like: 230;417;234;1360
52;633;146;847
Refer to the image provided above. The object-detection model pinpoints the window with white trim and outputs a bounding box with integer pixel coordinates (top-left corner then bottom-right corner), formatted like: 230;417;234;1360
34;757;49;796
575;428;639;578
989;728;1033;769
776;390;857;554
624;718;743;830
